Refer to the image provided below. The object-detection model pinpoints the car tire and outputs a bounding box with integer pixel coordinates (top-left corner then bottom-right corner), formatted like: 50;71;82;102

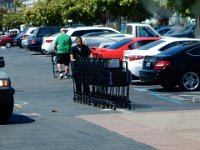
161;83;177;90
179;71;200;91
5;42;12;48
0;96;14;124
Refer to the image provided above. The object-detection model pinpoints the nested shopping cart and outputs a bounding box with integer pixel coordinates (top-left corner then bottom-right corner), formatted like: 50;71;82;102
71;58;132;110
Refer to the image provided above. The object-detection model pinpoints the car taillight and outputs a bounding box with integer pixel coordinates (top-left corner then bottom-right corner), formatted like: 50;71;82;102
30;40;36;44
23;34;28;39
46;40;53;43
154;60;171;70
128;55;144;61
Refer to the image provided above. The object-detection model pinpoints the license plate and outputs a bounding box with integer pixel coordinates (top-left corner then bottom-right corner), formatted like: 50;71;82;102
146;62;151;67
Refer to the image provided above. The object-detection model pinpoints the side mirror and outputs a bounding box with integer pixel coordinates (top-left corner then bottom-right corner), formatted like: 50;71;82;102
0;57;5;68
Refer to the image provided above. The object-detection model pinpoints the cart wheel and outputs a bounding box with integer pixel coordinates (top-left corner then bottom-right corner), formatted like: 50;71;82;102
88;99;91;105
73;97;76;102
113;105;117;110
105;103;110;108
93;101;97;107
128;104;131;110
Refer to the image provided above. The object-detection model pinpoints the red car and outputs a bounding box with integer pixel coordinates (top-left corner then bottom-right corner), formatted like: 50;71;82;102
92;37;161;60
0;33;18;48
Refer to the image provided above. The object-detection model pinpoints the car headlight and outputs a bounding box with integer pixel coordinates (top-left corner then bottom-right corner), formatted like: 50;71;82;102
0;79;10;87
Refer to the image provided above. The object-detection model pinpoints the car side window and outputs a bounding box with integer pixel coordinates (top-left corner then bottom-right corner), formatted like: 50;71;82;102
188;47;200;56
71;30;86;36
159;42;181;51
137;26;158;37
9;34;17;38
128;40;157;49
38;28;54;38
126;26;132;34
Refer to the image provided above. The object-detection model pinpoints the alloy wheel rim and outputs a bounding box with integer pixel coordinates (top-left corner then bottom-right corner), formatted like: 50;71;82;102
6;43;11;48
183;72;199;90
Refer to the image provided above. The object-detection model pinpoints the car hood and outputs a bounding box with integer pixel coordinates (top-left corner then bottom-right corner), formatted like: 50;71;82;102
0;71;9;79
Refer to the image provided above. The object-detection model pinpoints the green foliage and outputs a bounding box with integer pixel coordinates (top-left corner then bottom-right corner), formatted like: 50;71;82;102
2;11;24;29
1;0;160;29
166;0;200;17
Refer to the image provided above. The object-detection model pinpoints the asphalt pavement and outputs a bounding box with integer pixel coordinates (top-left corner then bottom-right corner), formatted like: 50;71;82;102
1;46;200;150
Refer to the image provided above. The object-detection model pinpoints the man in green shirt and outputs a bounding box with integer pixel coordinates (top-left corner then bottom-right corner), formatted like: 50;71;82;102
55;28;72;79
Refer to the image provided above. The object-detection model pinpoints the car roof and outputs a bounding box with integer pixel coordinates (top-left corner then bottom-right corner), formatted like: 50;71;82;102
157;44;200;56
66;26;120;35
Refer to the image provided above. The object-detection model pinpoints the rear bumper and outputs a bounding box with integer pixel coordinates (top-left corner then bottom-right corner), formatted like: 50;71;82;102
139;69;178;84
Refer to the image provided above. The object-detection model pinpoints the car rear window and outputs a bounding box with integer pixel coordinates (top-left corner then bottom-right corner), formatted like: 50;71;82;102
107;38;132;49
137;40;165;50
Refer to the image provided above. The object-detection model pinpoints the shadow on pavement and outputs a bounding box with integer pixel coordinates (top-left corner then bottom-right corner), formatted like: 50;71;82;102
8;114;35;124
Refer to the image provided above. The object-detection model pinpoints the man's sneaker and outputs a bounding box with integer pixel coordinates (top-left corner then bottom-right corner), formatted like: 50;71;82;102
63;75;68;79
59;73;64;79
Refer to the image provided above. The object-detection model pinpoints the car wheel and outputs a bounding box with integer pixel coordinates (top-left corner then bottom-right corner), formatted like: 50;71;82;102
161;83;177;90
0;96;14;124
5;42;12;48
179;71;200;91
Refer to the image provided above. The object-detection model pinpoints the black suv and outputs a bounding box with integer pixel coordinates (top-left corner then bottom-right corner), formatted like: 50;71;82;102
0;57;15;123
25;26;62;51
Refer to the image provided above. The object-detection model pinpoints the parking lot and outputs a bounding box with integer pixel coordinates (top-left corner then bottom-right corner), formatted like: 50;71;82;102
1;46;200;150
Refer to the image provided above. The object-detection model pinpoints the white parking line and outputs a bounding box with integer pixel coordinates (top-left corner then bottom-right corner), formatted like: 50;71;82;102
14;100;28;109
21;113;41;117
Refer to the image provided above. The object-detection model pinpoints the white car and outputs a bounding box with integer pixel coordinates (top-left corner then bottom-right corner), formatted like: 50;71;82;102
41;26;120;54
41;33;60;54
123;37;200;79
66;26;120;43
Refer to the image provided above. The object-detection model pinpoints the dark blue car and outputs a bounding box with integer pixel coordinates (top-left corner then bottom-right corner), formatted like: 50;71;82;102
139;44;200;91
164;24;195;38
25;27;61;51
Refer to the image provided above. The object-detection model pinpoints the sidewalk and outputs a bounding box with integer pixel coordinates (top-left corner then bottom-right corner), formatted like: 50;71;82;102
79;110;200;150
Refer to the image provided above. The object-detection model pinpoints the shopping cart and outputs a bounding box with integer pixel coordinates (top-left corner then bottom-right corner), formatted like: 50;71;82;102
71;58;132;110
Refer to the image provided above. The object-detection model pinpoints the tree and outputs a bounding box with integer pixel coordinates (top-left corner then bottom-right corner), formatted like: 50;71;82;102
165;0;200;38
2;11;24;29
96;0;152;30
0;8;7;32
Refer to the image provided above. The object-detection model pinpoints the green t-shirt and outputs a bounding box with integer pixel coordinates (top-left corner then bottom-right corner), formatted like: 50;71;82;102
55;34;71;54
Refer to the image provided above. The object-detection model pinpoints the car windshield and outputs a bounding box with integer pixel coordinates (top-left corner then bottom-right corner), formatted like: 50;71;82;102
181;24;195;33
137;40;165;50
107;38;132;49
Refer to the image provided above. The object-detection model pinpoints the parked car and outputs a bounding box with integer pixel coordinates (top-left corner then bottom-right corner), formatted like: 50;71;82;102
123;38;200;79
92;37;160;60
164;24;195;38
66;26;120;43
41;32;60;54
84;33;134;48
83;23;162;48
0;33;18;48
41;26;120;54
0;56;14;123
154;26;174;36
14;30;28;48
24;26;62;51
20;27;37;48
139;44;200;91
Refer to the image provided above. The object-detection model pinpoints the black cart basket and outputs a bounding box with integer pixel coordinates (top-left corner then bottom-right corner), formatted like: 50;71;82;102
71;58;132;110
